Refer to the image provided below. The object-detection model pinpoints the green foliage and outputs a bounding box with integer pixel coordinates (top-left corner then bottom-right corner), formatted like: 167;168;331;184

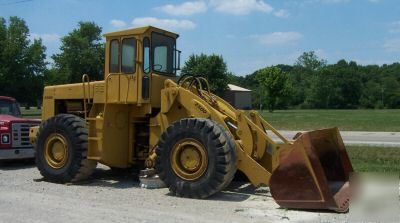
347;146;400;172
43;68;68;86
381;76;400;108
360;80;383;108
0;16;46;106
295;51;327;71
255;66;290;112
181;54;229;96
291;51;327;107
305;60;363;108
51;21;104;84
235;51;400;109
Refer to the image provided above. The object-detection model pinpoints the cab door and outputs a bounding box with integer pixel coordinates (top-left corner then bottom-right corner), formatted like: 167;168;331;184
119;36;138;103
138;36;151;105
106;38;120;103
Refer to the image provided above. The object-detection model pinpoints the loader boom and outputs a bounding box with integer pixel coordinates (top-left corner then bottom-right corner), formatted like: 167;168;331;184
154;77;353;211
154;78;285;186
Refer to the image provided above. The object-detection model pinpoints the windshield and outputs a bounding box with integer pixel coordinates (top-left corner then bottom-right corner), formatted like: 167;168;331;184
151;32;178;75
0;99;21;117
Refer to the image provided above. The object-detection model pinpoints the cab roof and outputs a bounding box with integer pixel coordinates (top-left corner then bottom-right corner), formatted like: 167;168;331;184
103;26;179;39
0;96;16;101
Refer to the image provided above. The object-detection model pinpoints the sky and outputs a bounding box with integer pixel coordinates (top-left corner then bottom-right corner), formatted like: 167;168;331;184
0;0;399;75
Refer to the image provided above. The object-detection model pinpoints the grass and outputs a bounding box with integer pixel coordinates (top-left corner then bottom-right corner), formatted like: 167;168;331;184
20;107;41;118
347;146;400;172
260;109;400;132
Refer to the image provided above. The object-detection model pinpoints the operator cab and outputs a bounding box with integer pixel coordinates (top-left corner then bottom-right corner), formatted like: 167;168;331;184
103;26;180;107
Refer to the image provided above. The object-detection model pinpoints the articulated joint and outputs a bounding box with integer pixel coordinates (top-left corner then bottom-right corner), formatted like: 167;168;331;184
145;148;157;168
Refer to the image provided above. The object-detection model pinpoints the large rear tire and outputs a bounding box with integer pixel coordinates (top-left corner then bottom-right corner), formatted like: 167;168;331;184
35;114;97;183
156;118;237;198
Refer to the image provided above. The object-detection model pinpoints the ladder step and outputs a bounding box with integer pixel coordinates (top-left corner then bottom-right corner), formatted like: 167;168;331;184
86;117;103;121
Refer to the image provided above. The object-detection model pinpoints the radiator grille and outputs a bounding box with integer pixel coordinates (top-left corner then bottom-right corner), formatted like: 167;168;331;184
11;123;36;148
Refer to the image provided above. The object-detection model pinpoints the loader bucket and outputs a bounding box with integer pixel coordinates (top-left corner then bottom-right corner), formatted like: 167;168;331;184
269;128;353;212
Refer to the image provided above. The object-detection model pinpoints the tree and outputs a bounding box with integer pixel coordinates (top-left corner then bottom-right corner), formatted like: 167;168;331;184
255;66;290;112
295;51;327;71
0;16;46;106
52;22;104;84
0;17;7;85
381;76;400;108
287;51;328;107
305;60;362;108
181;54;230;96
360;80;383;108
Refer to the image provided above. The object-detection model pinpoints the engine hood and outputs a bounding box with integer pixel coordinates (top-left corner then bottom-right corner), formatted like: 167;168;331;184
0;114;41;123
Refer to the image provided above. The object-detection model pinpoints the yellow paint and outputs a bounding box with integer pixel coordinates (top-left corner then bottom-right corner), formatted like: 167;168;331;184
31;26;345;190
44;133;69;169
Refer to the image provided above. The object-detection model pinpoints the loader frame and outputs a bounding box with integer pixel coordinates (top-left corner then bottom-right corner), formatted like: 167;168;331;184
30;26;353;212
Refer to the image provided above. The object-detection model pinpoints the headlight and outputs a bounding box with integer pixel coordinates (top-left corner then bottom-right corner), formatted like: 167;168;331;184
1;134;10;144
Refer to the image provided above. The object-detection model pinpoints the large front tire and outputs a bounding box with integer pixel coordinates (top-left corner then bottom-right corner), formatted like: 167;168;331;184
35;114;97;183
156;118;237;198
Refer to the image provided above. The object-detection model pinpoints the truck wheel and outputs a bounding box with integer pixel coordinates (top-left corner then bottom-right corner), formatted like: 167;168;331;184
156;118;237;198
36;114;97;183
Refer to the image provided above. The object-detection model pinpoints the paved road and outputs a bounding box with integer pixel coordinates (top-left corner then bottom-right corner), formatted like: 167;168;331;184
273;131;400;147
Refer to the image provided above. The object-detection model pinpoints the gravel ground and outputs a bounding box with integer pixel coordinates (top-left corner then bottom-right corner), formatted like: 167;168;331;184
0;161;348;223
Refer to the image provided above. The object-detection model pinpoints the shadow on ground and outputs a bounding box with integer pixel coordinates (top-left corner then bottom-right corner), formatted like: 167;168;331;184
78;167;141;189
82;167;267;203
0;159;35;170
210;181;271;202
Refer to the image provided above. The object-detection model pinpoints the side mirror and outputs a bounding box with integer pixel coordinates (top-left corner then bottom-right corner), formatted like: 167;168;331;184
174;49;181;71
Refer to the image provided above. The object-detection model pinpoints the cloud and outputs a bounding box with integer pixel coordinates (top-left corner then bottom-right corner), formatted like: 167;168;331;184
274;9;290;18
309;0;350;3
131;17;196;30
210;0;273;15
110;19;127;28
389;21;400;33
156;1;207;16
154;0;288;18
30;33;60;43
253;32;303;45
384;39;400;52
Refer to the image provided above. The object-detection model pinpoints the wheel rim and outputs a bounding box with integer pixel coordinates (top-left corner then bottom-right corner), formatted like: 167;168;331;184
44;133;69;169
171;139;208;181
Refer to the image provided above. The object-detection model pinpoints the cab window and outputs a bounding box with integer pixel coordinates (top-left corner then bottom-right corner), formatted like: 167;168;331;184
151;32;176;75
121;38;136;74
143;37;150;74
109;39;119;73
154;46;167;72
0;99;21;117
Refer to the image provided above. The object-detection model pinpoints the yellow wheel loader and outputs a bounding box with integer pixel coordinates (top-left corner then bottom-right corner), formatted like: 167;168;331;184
29;26;353;212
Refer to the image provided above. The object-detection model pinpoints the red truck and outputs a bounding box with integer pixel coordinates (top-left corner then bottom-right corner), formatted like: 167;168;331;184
0;96;40;160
